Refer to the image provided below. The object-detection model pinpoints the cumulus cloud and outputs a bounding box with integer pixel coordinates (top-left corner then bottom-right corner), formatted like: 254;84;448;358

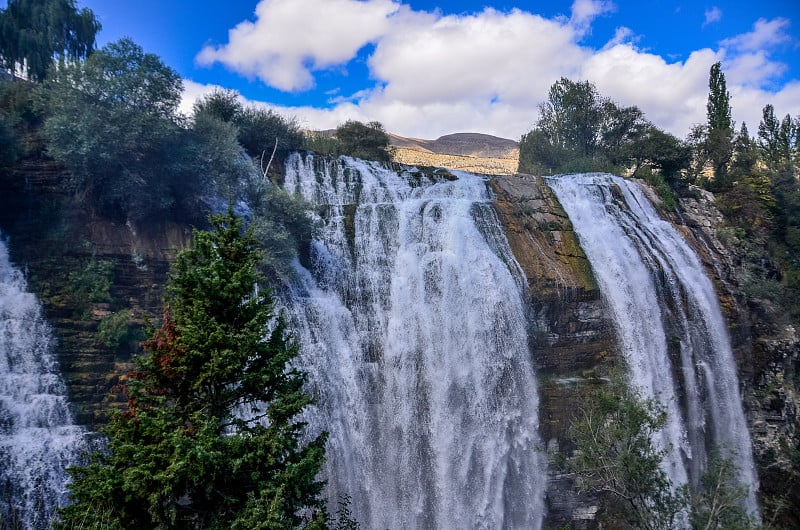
196;0;400;91
193;2;799;140
703;7;722;28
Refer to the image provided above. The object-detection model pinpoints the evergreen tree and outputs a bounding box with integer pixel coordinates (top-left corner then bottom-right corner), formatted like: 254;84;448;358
731;122;758;177
57;209;328;529
706;62;734;188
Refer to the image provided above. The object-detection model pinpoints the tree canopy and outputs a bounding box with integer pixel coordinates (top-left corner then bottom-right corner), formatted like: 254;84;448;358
518;77;689;181
0;0;100;81
41;37;193;220
335;120;391;162
57;209;328;529
566;373;757;530
706;62;734;187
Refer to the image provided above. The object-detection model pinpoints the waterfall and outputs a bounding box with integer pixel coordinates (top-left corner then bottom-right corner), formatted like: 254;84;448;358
283;153;545;529
547;173;759;515
0;236;85;528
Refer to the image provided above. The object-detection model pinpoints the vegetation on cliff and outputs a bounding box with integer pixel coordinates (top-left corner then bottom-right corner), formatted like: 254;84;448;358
57;209;329;529
565;373;757;529
302;120;392;162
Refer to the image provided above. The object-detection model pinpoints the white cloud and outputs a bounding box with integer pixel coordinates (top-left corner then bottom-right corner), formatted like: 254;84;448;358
196;0;400;91
584;45;720;135
193;4;799;141
569;0;615;35
720;17;792;52
703;7;722;28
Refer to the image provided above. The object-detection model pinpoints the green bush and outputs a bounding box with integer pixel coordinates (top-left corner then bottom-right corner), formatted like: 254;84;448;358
67;259;114;314
97;310;139;351
302;131;343;157
335;120;391;162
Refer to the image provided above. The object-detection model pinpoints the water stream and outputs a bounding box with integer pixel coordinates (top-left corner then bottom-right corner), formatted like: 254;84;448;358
282;153;546;529
0;236;85;528
547;173;759;516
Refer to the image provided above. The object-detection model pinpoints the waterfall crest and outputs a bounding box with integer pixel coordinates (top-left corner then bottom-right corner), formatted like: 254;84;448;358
0;236;85;528
283;153;545;529
547;173;759;515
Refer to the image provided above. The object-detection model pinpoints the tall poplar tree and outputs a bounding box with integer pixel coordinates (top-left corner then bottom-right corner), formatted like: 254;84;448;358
706;62;734;187
58;209;328;530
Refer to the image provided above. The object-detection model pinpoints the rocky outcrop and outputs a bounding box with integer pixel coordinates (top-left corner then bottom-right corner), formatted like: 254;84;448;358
676;187;800;527
491;174;616;528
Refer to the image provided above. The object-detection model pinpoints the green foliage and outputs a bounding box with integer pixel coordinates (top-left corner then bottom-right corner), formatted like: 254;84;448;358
57;209;328;529
40;38;198;221
97;310;138;351
236;106;304;162
0;0;100;82
690;452;757;530
566;373;688;529
635;167;678;211
0;79;43;162
249;184;315;273
192;89;304;172
302;132;343;157
566;372;761;530
629;126;693;185
518;77;690;179
335;120;391;162
66;258;114;313
757;105;795;171
0;111;18;166
706;62;734;186
193;88;242;124
189;110;254;200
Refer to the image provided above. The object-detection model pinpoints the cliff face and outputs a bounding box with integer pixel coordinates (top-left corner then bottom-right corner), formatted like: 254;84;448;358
491;174;615;527
490;176;800;528
0;155;192;427
3;155;798;526
677;187;800;527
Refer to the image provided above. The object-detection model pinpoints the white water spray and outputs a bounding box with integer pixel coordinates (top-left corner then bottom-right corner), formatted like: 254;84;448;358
283;154;546;529
547;173;759;516
0;235;85;528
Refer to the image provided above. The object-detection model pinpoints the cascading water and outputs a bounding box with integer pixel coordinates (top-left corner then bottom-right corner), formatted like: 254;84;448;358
283;153;545;529
0;236;85;528
547;173;759;516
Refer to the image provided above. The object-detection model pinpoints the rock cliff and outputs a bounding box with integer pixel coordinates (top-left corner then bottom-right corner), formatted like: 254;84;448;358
2;153;798;527
491;174;615;527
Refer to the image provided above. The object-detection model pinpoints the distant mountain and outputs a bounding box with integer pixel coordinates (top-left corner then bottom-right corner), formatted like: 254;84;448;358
388;132;519;175
388;132;519;159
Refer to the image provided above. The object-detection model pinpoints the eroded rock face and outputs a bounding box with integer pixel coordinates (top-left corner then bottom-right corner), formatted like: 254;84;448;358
5;156;797;526
0;155;192;427
493;175;800;528
491;174;616;528
677;188;800;527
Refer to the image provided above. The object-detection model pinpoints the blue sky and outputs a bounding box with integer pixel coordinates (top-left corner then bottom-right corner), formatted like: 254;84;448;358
77;0;799;140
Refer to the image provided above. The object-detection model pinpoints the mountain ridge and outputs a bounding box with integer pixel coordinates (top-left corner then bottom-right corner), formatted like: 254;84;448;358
387;132;519;175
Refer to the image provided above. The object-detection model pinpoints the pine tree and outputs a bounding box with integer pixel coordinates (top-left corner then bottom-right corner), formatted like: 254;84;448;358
57;209;328;529
706;62;734;188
